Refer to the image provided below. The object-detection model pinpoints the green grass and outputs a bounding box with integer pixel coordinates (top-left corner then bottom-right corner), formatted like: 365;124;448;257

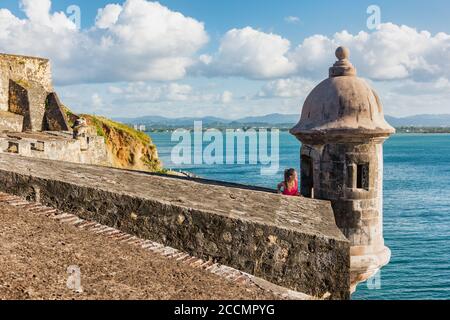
82;114;153;145
14;79;31;89
61;105;76;128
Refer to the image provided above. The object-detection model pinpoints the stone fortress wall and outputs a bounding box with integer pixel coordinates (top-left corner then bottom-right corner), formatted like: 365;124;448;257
0;153;351;299
0;53;109;166
0;53;53;112
0;131;108;166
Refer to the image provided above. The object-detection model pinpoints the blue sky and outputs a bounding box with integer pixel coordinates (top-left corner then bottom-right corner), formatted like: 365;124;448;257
2;0;450;118
4;0;450;36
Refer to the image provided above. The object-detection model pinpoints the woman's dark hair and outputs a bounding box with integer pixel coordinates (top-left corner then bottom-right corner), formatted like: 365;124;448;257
284;168;297;190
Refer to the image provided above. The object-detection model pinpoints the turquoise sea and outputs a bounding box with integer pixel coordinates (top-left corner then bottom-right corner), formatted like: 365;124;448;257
150;131;450;300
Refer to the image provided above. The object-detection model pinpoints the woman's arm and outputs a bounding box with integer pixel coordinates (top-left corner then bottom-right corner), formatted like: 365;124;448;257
277;182;284;193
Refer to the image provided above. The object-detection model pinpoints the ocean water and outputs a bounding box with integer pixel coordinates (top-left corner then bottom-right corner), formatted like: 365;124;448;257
150;131;450;300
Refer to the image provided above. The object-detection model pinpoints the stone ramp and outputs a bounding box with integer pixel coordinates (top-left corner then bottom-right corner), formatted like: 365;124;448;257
0;153;350;299
0;192;317;299
0;194;281;300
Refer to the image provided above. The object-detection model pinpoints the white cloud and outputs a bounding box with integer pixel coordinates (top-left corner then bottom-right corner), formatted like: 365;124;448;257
95;4;122;29
110;82;196;103
108;86;124;94
380;86;450;116
4;0;450;89
164;83;193;101
197;23;450;84
108;82;232;105
91;93;104;109
284;16;300;24
0;0;208;84
291;23;450;82
198;54;213;65
221;90;233;104
391;78;450;96
203;27;296;79
19;0;75;30
256;78;315;99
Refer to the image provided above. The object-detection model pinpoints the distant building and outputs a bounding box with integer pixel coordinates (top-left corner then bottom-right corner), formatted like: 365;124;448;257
139;125;146;132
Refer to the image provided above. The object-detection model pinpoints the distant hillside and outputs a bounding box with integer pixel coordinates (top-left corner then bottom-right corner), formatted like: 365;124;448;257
235;113;300;124
114;113;300;127
115;113;450;128
386;115;450;127
114;115;231;126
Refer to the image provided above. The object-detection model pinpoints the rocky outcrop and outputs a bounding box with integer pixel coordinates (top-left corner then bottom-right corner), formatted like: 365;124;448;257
63;109;161;172
85;115;161;172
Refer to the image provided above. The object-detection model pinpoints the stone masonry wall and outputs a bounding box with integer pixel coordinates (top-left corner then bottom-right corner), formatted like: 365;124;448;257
0;111;23;132
43;93;70;131
313;142;384;250
8;80;32;131
0;54;52;112
0;132;110;166
300;139;389;290
0;153;351;299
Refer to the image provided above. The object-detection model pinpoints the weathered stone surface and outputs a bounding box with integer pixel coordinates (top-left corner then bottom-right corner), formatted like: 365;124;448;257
43;92;70;131
24;81;47;131
8;79;47;131
291;47;395;140
1;54;51;132
0;153;350;299
0;131;109;166
0;200;277;300
0;111;23;132
0;53;52;112
8;80;32;131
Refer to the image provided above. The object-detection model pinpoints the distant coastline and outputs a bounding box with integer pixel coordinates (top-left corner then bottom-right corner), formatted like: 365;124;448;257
394;127;450;134
142;126;450;134
115;113;450;134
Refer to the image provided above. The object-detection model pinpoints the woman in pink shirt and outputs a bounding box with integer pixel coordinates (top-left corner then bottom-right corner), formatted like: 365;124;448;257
277;168;300;196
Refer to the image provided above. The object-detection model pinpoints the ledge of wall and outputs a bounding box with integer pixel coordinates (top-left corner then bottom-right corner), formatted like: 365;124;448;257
0;153;350;299
0;132;109;166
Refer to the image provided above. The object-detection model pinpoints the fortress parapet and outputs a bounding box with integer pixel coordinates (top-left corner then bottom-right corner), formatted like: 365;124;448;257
0;53;52;111
0;153;351;299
